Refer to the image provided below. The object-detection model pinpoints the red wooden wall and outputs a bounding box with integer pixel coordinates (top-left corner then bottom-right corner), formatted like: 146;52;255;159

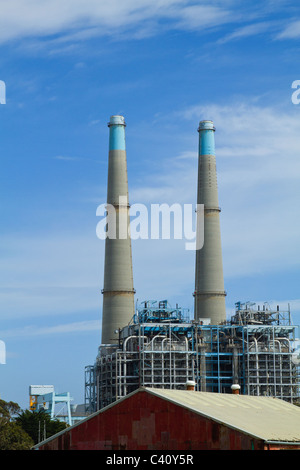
36;390;271;450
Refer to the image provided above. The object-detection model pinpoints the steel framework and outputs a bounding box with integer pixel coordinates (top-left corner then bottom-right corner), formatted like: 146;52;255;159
85;301;300;412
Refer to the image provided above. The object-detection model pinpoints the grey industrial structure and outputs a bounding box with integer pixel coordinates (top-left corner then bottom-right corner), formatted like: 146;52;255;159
101;115;135;345
194;120;226;324
84;116;300;414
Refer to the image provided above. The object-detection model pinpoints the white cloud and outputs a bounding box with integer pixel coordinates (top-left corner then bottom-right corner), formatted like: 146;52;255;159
1;320;101;338
0;0;233;45
0;0;298;51
54;155;83;161
218;21;277;44
277;19;300;39
171;4;231;30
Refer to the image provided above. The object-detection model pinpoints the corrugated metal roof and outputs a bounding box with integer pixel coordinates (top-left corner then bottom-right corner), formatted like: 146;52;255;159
145;388;300;443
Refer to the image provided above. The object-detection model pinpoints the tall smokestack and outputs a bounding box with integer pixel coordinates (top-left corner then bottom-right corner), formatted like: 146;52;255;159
101;115;135;344
194;120;226;324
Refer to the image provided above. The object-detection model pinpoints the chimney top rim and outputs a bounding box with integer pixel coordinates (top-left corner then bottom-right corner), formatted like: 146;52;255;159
108;115;126;127
198;120;215;131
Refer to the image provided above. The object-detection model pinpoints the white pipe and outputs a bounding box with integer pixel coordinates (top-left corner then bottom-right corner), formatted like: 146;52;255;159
149;335;167;351
124;335;148;351
123;335;136;351
274;340;282;399
249;338;260;396
162;337;170;351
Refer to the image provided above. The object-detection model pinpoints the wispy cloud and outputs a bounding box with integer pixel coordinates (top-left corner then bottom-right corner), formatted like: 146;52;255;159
0;0;234;46
0;0;299;57
1;320;101;339
53;155;100;163
170;4;232;31
276;19;300;39
218;21;278;44
1;0;298;55
54;155;83;161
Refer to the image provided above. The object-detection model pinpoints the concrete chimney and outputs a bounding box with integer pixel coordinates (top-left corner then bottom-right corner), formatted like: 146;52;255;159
101;115;135;344
194;120;226;325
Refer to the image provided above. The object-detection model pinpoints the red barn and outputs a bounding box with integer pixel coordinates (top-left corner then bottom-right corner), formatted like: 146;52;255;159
33;387;300;451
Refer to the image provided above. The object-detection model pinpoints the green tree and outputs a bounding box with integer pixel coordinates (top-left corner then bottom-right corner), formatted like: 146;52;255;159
15;409;68;445
0;399;21;419
0;422;34;450
0;399;33;450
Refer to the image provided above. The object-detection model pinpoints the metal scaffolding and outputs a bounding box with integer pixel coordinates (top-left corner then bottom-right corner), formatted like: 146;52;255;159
84;365;96;414
85;301;300;412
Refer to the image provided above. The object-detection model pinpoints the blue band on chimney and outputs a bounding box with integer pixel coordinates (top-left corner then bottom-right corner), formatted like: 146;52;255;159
199;129;215;156
109;125;126;151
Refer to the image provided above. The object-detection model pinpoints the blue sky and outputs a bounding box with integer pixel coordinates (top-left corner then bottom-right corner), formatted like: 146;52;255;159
1;0;300;410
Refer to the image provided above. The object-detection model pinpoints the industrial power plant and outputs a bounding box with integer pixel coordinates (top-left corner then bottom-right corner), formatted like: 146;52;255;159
33;114;300;451
83;115;300;414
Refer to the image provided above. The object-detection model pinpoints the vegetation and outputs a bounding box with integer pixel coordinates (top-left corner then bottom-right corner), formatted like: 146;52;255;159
0;399;33;450
0;399;68;449
15;408;68;444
